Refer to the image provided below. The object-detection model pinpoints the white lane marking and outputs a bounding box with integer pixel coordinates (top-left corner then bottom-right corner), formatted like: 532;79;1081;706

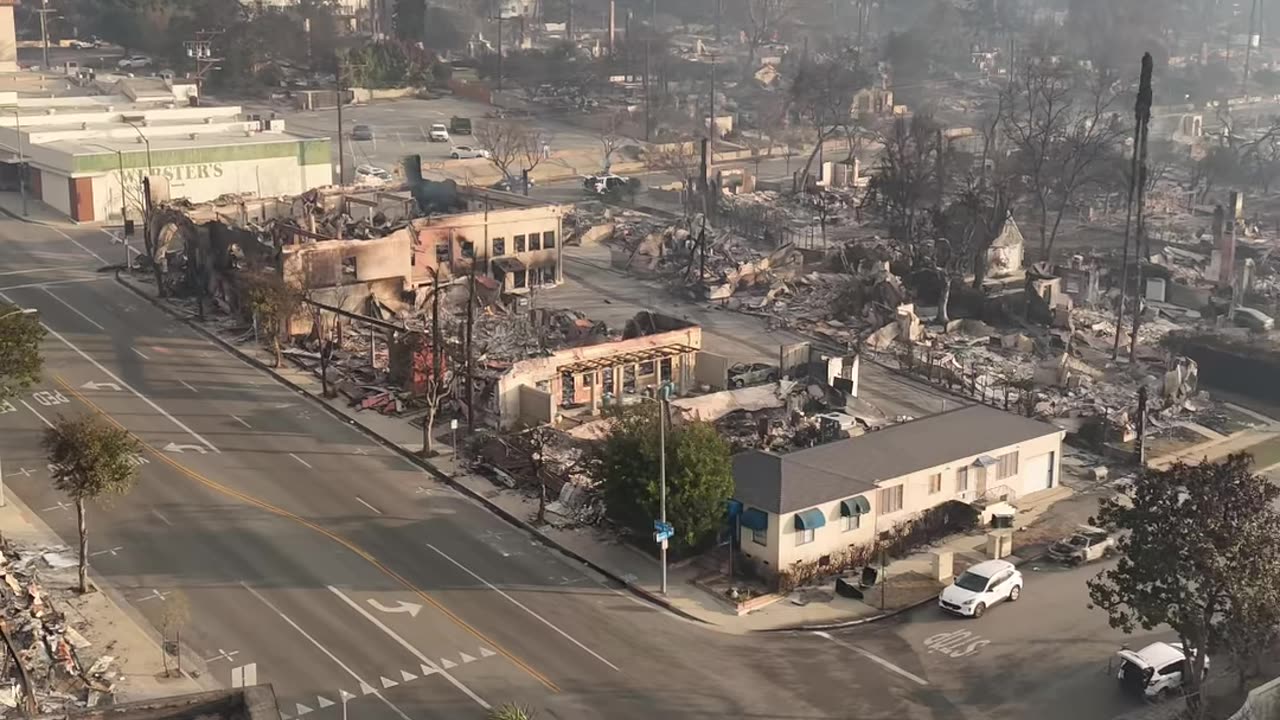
19;399;54;428
131;347;150;360
230;415;252;429
137;589;171;602
179;379;197;392
0;276;105;292
355;496;382;515
40;287;105;330
0;265;84;277
48;226;108;265
150;508;173;526
326;585;491;710
811;631;929;686
424;543;621;672
242;583;414;720
0;293;220;454
289;453;312;469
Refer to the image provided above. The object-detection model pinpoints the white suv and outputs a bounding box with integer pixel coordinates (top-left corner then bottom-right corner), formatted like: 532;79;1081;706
1116;642;1209;700
938;559;1022;618
428;123;450;142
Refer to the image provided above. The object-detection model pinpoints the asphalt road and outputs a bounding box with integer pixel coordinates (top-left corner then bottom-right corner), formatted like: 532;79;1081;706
0;215;1157;719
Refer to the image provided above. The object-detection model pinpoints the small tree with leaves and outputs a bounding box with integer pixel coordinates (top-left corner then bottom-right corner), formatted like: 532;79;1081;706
241;270;303;369
0;302;45;401
43;413;141;594
1088;454;1280;711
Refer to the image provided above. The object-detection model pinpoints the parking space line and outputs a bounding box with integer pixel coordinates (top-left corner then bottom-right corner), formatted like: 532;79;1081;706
242;583;414;720
812;631;928;686
425;543;621;672
19;399;54;429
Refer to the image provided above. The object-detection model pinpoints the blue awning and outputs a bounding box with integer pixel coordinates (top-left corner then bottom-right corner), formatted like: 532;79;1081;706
841;496;871;516
740;508;769;531
794;508;826;530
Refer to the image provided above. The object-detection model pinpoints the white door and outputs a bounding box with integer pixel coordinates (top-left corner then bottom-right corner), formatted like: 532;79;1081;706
1024;452;1054;492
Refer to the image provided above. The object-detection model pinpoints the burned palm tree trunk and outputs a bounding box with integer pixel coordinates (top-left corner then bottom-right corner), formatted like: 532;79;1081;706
1128;53;1155;363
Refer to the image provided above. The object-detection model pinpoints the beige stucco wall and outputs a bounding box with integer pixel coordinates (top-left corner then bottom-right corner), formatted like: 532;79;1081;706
414;204;565;286
42;171;70;216
739;430;1064;575
282;232;412;289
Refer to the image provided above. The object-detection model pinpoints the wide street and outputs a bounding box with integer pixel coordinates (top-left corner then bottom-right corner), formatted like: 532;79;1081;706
0;213;1158;719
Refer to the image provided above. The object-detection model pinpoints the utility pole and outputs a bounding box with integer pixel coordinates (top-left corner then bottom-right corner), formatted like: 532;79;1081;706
715;0;722;41
707;54;718;159
428;269;441;452
184;30;224;99
566;0;574;40
644;0;654;141
334;56;362;186
37;0;53;70
496;13;504;91
1245;0;1261;93
1128;53;1155;364
1113;53;1150;360
1134;385;1149;466
466;201;486;433
13;109;26;217
658;388;669;595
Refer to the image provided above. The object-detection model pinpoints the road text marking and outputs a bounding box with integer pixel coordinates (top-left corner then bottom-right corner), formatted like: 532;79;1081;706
425;543;621;672
922;629;991;659
812;631;929;686
204;649;239;663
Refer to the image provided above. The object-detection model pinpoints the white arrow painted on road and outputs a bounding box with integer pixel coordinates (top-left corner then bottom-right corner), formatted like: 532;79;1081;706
366;598;423;618
294;703;313;717
80;381;121;392
479;647;496;658
419;664;437;676
163;442;208;455
440;658;457;669
459;652;476;664
399;669;416;682
339;690;356;702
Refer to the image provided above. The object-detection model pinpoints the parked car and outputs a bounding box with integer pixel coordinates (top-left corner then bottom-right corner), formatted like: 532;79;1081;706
728;362;778;388
1047;525;1117;565
350;124;374;141
450;116;472;134
489;175;535;193
68;37;104;50
116;54;152;69
428;123;450;142
449;145;490;160
1233;306;1275;332
1116;642;1209;700
583;173;633;195
354;164;392;183
938;559;1022;618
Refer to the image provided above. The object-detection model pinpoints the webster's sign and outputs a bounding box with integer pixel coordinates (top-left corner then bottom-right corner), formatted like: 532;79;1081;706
113;163;225;185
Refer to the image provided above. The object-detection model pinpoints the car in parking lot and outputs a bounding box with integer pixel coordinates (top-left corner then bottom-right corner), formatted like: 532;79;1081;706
354;165;392;184
938;559;1022;618
583;173;633;195
68;37;105;50
117;54;153;69
1116;642;1209;700
728;362;778;388
490;175;535;193
1233;306;1275;332
1047;525;1117;565
428;123;450;142
449;145;490;160
350;124;374;141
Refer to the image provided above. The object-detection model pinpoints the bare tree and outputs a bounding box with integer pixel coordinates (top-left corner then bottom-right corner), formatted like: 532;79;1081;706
596;110;632;172
1001;59;1125;258
868;114;941;247
646;143;701;215
159;590;190;678
241;269;303;369
787;51;869;189
474;120;526;183
744;0;795;69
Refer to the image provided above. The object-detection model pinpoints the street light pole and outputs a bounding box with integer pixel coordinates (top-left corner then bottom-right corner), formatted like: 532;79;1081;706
122;120;152;173
659;392;667;595
0;307;38;508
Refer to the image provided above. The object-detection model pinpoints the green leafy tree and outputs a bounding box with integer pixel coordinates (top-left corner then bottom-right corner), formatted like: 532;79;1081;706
346;40;444;88
43;413;142;594
593;403;733;555
1088;454;1280;708
0;303;45;400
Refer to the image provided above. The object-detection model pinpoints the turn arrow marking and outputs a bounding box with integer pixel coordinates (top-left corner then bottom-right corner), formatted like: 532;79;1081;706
80;381;121;392
163;442;208;455
366;598;423;618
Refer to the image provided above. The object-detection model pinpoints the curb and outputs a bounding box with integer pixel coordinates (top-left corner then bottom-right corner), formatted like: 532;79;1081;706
0;202;60;227
113;273;709;625
759;549;1050;633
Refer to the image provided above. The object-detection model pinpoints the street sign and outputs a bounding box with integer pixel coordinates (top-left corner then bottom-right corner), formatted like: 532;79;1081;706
654;530;672;543
653;520;674;534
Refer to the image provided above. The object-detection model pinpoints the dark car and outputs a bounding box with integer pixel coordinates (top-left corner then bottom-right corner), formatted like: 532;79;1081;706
450;116;472;135
350;124;374;141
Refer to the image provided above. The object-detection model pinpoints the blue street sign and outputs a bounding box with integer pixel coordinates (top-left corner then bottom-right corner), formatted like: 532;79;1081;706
653;520;674;534
654;529;673;543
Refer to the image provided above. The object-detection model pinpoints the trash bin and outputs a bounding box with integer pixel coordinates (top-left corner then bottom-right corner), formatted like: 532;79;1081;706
124;219;135;237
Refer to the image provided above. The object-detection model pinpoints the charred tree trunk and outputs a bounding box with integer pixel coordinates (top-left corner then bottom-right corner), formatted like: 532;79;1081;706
1128;54;1155;364
76;498;88;594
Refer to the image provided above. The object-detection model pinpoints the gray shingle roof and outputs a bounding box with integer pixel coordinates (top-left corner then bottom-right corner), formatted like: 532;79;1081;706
732;405;1062;513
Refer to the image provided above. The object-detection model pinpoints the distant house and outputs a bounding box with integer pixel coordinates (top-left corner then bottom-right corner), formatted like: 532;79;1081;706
731;405;1064;577
986;217;1025;278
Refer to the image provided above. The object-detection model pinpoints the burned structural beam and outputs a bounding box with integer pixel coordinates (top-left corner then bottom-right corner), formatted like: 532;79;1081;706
302;297;404;333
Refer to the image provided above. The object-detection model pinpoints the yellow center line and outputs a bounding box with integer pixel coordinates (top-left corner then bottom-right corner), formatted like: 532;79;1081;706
54;375;561;693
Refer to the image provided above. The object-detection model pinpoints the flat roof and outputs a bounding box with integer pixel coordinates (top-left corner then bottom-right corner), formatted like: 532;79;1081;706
733;405;1063;514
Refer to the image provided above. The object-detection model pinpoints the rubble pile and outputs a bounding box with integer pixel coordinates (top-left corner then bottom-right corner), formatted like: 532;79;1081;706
475;431;603;529
0;541;118;716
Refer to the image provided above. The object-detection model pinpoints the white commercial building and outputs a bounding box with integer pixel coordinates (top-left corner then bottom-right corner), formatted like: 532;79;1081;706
0;77;331;223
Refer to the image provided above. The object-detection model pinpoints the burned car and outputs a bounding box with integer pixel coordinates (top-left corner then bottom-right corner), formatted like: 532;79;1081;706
1047;525;1116;565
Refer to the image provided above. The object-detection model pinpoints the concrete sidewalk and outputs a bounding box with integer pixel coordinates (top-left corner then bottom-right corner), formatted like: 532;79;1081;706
0;489;208;704
117;272;1107;633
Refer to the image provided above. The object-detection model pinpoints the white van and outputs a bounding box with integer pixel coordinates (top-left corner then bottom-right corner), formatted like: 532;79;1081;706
1115;642;1209;700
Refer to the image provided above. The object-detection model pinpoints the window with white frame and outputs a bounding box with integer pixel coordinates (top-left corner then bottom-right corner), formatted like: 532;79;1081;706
956;466;969;493
997;451;1019;479
797;528;815;545
929;472;942;494
752;527;767;545
842;514;860;532
878;484;904;513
